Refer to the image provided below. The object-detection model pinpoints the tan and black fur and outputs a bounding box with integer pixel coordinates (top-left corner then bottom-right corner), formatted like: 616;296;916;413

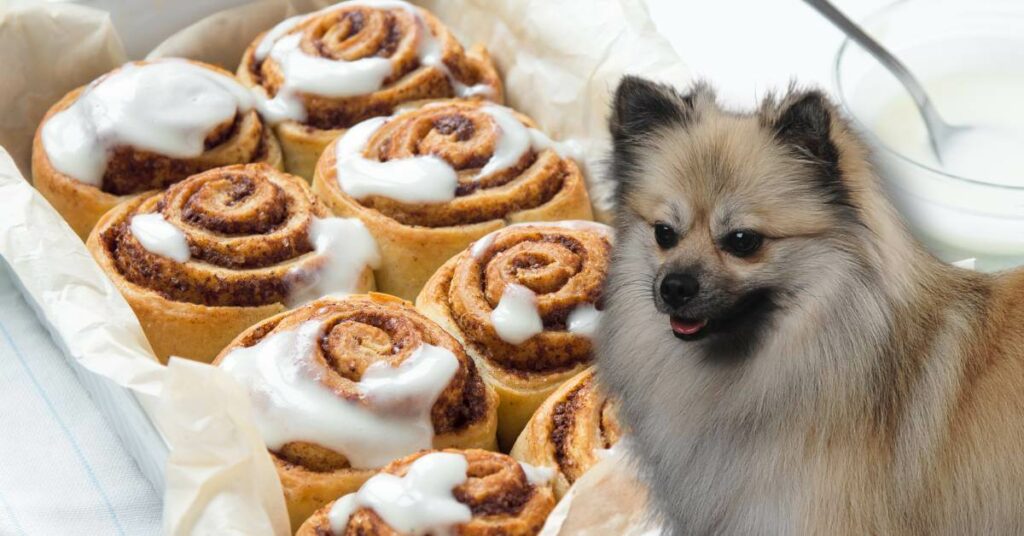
595;77;1024;535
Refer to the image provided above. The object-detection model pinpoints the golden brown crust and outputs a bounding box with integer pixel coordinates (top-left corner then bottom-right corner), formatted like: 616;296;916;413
213;295;499;532
314;100;594;300
510;368;622;498
32;60;282;239
416;223;611;449
86;163;372;363
296;448;556;536
237;3;503;180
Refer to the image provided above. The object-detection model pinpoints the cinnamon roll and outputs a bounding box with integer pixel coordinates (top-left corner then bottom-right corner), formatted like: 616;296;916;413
87;163;377;363
314;99;594;300
238;0;503;180
296;448;556;535
33;58;282;239
510;368;622;499
417;221;612;449
213;295;500;531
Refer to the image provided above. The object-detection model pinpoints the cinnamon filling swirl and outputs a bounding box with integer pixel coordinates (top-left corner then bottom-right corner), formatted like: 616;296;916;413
543;371;621;486
307;449;554;535
444;224;612;374
219;296;492;473
247;1;501;130
102;164;325;307
453;451;537;517
333;100;580;228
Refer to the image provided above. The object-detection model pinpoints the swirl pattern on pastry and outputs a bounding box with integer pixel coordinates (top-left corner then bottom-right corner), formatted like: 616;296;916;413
511;368;622;498
87;164;377;364
320;100;587;226
422;222;612;373
98;164;367;307
240;0;502;129
213;295;499;530
33;59;282;238
416;221;611;449
296;448;556;536
314;100;595;300
36;59;277;193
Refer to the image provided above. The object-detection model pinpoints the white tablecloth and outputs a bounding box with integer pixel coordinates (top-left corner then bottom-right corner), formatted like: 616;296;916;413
0;263;161;535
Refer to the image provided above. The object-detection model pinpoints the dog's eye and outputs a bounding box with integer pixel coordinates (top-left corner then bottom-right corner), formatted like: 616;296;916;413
722;230;763;257
654;223;678;249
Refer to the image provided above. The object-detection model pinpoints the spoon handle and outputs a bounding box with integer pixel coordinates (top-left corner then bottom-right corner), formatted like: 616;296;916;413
803;0;950;151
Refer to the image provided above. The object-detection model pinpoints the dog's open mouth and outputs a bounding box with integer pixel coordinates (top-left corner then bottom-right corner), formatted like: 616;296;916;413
667;289;778;344
670;316;709;340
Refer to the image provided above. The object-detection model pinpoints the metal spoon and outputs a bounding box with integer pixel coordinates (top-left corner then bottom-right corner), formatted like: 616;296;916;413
803;0;966;163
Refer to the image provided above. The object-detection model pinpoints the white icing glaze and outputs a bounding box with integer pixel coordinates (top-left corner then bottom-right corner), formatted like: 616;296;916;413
287;217;381;306
491;284;544;344
475;104;583;181
518;461;555;486
470;220;614;260
41;59;253;186
528;128;586;163
335;117;459;203
328;451;471;535
476;105;530;179
253;14;305;62
567;303;601;338
128;213;191;263
254;32;393;123
469;232;498;260
252;0;492;124
219;320;459;469
334;104;587;204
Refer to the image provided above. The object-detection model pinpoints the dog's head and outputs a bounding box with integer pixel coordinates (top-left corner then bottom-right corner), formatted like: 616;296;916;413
605;77;886;362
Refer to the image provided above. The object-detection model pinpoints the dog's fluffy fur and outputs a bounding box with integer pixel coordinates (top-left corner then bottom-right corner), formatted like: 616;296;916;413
596;77;1024;535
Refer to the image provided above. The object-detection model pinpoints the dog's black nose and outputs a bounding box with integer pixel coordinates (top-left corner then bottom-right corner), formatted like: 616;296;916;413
660;273;699;307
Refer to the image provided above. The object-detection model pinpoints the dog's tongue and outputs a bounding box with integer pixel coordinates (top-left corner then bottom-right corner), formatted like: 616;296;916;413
671;317;708;336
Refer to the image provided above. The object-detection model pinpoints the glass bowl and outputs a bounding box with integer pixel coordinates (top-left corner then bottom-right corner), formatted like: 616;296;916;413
834;0;1024;270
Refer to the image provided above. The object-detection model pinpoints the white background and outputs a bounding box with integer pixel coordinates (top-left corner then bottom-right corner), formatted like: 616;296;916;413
645;0;891;107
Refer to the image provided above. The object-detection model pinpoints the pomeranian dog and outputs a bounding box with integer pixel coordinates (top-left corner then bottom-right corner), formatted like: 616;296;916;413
595;77;1024;535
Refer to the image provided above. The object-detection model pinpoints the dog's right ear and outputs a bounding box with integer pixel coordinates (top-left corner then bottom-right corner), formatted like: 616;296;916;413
609;77;700;143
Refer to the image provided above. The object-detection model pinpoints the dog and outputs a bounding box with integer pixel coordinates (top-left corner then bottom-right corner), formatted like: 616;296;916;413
595;77;1024;535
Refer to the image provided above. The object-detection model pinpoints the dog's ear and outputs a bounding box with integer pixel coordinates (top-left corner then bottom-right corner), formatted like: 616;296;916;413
767;90;846;204
609;76;701;143
768;90;841;180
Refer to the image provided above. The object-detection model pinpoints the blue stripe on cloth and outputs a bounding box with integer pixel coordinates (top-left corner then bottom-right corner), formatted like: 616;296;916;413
0;483;27;536
0;320;128;536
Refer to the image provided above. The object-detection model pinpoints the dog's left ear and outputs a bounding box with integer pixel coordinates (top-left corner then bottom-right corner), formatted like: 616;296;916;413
768;91;841;180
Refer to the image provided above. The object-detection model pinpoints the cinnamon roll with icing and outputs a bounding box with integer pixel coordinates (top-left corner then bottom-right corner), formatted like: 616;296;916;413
314;99;594;300
417;221;612;449
295;448;556;535
213;295;499;531
238;0;503;180
87;164;377;363
510;368;623;498
33;59;282;239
